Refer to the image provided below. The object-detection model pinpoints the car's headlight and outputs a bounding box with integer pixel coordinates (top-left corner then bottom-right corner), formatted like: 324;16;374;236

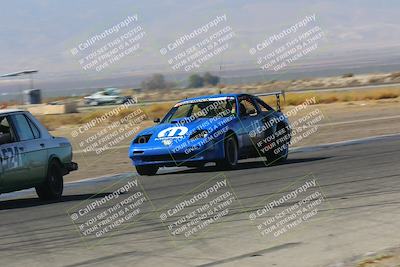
134;134;152;144
190;130;208;140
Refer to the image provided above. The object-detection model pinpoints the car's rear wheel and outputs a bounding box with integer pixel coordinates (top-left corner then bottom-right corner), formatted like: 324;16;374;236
136;165;158;176
216;135;238;169
35;160;64;200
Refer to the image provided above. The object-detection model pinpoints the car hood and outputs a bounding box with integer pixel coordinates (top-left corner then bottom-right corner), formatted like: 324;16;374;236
135;117;234;142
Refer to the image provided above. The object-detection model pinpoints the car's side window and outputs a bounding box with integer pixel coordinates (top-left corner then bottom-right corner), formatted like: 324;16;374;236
0;116;16;145
238;97;258;116
11;114;35;141
255;98;274;112
26;117;41;139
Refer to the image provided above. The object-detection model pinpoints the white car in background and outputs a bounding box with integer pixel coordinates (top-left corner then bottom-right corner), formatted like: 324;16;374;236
84;88;134;106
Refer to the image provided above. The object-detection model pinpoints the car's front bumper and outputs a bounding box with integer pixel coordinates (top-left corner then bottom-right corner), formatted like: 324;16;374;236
130;138;224;167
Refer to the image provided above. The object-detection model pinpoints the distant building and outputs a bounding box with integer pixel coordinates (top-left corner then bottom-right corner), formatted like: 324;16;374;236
24;89;42;104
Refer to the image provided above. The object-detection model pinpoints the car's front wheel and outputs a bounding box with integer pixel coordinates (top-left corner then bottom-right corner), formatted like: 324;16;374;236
35;160;64;200
216;135;238;169
136;165;158;176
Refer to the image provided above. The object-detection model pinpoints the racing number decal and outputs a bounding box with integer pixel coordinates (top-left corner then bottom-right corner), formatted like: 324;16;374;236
1;147;22;170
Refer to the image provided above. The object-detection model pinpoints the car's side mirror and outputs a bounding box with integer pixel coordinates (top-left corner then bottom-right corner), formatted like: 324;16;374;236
153;118;160;123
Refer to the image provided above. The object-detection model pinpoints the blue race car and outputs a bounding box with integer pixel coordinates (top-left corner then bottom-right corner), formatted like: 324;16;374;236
129;92;291;175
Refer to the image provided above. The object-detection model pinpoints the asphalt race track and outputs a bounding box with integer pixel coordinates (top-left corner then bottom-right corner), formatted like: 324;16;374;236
1;134;400;267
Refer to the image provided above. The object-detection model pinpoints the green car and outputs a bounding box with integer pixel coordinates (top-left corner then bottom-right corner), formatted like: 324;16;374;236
0;109;78;200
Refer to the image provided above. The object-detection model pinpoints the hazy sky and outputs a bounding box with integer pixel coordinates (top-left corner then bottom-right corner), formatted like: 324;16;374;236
0;0;400;83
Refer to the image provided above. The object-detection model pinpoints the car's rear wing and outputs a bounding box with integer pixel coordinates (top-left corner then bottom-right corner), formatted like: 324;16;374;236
256;90;286;111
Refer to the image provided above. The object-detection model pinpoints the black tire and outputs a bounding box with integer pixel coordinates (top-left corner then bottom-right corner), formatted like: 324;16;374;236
35;160;64;201
266;124;290;164
136;165;158;176
216;135;238;169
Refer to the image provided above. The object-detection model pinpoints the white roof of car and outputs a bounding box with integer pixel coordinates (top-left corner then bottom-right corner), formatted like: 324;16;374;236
0;109;24;114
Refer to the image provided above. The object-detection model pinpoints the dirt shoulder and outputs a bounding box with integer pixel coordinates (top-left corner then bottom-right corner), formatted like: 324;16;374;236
342;247;400;267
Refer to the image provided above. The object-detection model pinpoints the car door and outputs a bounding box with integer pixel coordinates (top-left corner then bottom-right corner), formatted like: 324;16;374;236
0;115;26;192
253;97;282;153
102;91;115;104
237;96;263;153
9;113;47;185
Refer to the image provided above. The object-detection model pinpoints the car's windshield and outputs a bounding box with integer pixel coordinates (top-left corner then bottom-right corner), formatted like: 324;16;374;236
162;99;236;123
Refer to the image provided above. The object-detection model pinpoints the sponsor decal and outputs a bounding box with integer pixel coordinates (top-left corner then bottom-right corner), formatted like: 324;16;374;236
0;146;22;170
157;126;189;139
162;139;173;146
174;97;235;107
